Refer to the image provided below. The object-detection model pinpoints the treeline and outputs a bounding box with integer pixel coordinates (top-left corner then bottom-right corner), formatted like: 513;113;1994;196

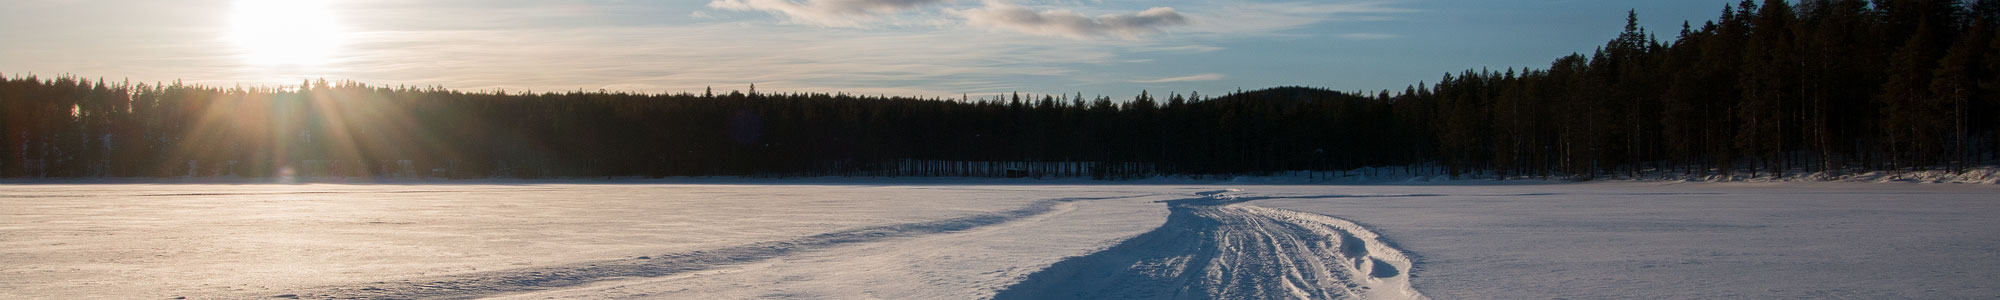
0;77;1394;178
1404;0;2000;179
2;0;1996;179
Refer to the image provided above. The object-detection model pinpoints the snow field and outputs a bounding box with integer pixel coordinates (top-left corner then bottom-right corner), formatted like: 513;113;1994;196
5;180;1997;299
1249;182;2000;299
0;184;1144;299
491;189;1178;299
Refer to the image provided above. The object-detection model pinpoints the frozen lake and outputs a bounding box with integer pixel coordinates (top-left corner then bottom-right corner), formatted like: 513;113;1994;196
3;180;1997;299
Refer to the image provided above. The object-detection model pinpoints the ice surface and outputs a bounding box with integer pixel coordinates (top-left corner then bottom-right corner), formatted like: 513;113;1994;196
4;180;1997;299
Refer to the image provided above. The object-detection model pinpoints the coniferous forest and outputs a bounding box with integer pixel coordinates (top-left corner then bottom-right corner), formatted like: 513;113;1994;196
3;0;1998;180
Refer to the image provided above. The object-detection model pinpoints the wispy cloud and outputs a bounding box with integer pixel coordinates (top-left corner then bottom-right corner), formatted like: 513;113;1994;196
1188;2;1411;36
955;4;1190;39
325;19;1153;96
1134;44;1226;53
1337;33;1400;40
707;0;951;27
1134;73;1223;83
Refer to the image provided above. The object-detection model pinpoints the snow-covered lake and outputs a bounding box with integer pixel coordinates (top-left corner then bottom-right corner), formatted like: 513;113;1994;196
3;180;1996;299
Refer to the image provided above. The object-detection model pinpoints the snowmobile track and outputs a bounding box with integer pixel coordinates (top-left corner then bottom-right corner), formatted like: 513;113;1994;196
264;194;1149;300
994;190;1427;300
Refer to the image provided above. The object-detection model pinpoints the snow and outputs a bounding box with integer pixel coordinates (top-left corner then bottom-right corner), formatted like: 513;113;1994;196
491;188;1175;300
3;180;1997;299
1247;181;2000;299
1665;166;2000;184
994;190;1424;299
0;183;1163;299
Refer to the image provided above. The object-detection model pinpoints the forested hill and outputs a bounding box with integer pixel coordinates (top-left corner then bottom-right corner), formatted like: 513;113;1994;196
3;0;1998;179
1207;87;1363;105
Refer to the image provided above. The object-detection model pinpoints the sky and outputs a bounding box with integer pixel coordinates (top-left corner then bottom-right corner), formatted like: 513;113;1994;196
2;0;1741;100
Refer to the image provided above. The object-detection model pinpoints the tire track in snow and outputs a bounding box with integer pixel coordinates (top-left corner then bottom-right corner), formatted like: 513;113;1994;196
994;190;1427;300
266;194;1151;300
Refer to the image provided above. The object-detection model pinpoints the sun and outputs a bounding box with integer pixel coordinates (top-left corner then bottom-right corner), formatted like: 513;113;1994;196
227;0;345;66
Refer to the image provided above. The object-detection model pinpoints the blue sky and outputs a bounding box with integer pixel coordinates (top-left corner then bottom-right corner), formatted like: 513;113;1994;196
1;0;1739;100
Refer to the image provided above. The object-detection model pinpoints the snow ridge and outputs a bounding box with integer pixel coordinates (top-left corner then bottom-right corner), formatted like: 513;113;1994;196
994;190;1427;300
270;194;1148;300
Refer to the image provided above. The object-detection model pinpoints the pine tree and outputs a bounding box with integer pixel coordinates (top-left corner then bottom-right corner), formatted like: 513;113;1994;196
1933;26;1987;171
1984;26;2000;162
1880;20;1943;168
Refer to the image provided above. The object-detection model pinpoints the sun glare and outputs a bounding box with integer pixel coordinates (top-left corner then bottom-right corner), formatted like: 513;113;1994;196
228;0;345;66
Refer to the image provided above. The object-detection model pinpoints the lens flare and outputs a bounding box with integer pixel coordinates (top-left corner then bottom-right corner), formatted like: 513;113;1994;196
227;0;345;66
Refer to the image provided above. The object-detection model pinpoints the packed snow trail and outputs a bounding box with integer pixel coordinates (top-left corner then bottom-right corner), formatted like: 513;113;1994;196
269;194;1149;300
995;190;1427;300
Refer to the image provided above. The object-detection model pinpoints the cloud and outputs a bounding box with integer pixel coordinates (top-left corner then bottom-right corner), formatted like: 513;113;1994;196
707;0;950;27
1;0;1236;98
1188;2;1410;36
956;4;1190;39
1133;44;1225;53
1337;33;1399;40
1133;73;1223;83
317;20;1144;97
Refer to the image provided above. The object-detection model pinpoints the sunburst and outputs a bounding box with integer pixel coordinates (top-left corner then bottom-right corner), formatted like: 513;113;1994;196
227;0;345;66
